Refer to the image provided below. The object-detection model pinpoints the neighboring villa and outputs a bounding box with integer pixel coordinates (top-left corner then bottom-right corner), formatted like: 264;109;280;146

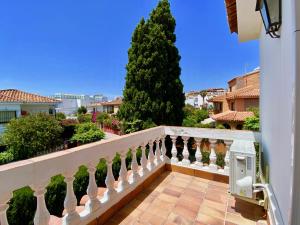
0;89;60;132
52;93;108;115
185;88;226;109
88;97;122;114
209;69;260;129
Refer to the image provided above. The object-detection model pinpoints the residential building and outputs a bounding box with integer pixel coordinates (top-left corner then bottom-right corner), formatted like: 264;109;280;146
0;89;59;133
52;93;108;115
185;88;226;108
209;69;260;129
224;0;300;224
88;97;122;114
1;1;299;225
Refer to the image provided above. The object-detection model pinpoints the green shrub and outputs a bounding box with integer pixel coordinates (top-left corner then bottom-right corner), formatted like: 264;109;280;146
2;113;63;160
60;119;79;140
182;117;197;127
244;116;260;131
216;124;226;129
77;114;92;123
45;175;66;216
0;150;14;165
71;123;105;144
73;166;89;205
194;109;209;123
216;153;225;167
96;159;107;187
96;112;110;124
201;151;210;164
7;187;36;225
77;106;87;115
55;112;66;121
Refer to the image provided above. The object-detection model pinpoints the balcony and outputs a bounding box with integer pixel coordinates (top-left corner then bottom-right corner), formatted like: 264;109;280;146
0;126;266;225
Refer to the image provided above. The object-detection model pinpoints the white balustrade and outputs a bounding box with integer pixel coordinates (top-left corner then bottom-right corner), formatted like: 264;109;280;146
155;138;162;165
140;143;148;176
181;136;190;165
118;151;129;191
86;161;101;212
130;147;139;183
63;171;80;225
148;141;155;171
0;126;259;225
194;138;203;167
160;135;167;162
0;193;12;225
170;135;178;163
31;181;50;225
103;158;117;202
224;140;233;174
209;139;218;171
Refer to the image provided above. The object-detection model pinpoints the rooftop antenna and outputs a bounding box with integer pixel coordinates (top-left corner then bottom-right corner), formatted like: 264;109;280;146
244;63;248;74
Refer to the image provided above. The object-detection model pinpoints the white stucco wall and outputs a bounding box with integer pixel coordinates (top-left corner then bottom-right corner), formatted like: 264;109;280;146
259;0;295;224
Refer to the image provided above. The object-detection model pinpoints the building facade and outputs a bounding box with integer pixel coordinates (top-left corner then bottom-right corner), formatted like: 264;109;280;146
225;0;300;223
210;70;260;129
52;93;108;115
0;89;59;133
88;97;122;114
185;88;226;109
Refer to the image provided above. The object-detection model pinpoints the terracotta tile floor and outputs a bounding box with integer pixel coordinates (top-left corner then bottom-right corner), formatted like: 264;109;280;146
104;172;267;225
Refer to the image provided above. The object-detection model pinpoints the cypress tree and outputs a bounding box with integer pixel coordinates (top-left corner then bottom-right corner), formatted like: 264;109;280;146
118;0;185;129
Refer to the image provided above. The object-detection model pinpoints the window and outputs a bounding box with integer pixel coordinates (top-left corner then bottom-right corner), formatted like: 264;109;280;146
0;111;17;123
231;102;235;110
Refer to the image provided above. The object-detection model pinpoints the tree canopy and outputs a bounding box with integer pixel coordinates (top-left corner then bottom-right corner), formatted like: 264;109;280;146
118;0;185;130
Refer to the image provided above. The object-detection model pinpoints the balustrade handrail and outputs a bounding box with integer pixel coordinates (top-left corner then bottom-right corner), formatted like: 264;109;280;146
164;126;260;142
0;125;261;225
0;126;164;196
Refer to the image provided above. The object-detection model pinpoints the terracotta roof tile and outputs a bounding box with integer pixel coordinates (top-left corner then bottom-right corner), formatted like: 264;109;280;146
89;98;122;107
0;89;59;103
208;95;226;102
212;111;254;122
226;86;260;100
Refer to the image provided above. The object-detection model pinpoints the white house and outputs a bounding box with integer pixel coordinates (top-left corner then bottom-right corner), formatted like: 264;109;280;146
225;0;300;224
52;93;108;115
185;88;226;108
0;89;60;133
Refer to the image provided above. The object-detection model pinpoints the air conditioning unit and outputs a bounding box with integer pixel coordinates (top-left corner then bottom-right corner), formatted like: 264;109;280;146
229;140;256;199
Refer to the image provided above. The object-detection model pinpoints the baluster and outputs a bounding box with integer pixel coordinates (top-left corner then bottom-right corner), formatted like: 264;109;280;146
140;143;148;176
118;151;129;192
224;140;233;174
0;192;12;225
160;135;167;162
86;161;101;212
170;136;178;163
63;171;80;225
182;136;190;165
31;181;50;225
103;157;117;202
195;138;203;167
155;138;162;165
209;139;218;171
148;140;155;171
131;146;139;183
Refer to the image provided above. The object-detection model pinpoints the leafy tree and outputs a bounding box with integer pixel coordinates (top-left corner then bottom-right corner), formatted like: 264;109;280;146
77;106;87;115
244;107;260;131
71;122;105;144
200;91;207;108
2;113;63;160
118;0;185;129
55;112;66;121
77;114;92;123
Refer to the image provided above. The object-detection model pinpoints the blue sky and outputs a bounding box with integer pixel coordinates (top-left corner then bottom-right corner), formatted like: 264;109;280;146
0;0;258;99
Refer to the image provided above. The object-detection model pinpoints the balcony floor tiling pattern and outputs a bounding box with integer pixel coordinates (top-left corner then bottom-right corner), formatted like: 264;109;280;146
104;172;267;225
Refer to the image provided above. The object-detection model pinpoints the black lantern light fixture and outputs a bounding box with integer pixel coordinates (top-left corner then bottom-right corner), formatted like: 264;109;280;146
256;0;281;38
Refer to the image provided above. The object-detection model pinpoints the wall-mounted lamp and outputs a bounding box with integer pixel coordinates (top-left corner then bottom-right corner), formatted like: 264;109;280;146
256;0;281;38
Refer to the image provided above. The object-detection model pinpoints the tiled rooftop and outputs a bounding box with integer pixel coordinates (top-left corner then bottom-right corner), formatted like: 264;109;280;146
0;89;59;103
104;172;267;225
212;110;254;122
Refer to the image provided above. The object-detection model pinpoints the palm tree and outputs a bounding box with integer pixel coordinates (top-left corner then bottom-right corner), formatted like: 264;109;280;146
200;91;207;109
